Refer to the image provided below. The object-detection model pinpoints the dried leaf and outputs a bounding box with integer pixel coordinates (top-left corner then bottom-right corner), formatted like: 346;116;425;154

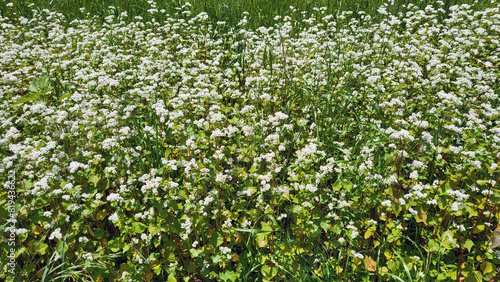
365;256;377;272
491;228;500;249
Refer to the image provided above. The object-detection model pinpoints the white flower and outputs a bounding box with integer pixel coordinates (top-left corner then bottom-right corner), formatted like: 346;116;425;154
49;228;63;240
381;200;392;207
409;171;418;180
412;160;426;168
82;252;93;261
102;138;118;150
351;250;364;259
69;162;88;173
305;184;317;193
422;132;433;143
13;228;28;234
105;166;117;174
215;173;229;183
107;193;124;202
409;208;418;215
53;189;63;195
427;199;437;205
390;129;415;142
351;230;359;239
210;129;225;138
109;213;119;221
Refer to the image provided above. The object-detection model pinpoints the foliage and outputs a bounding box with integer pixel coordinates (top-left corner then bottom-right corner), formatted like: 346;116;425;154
1;0;498;30
0;0;500;281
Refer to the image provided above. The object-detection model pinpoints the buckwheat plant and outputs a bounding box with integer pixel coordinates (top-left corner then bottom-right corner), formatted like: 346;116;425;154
0;1;499;281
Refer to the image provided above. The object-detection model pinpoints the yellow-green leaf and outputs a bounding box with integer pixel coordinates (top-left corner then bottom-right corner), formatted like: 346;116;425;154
481;262;494;274
474;225;485;234
464;239;474;252
365;226;376;239
261;265;278;278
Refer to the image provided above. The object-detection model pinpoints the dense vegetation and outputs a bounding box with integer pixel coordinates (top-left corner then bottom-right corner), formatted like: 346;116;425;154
1;0;500;281
1;0;498;29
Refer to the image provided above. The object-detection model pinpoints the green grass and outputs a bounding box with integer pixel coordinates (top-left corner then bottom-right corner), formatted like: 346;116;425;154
1;0;498;29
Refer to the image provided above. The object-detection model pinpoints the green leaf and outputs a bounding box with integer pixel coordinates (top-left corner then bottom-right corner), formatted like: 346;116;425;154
473;225;485;234
477;180;489;186
464;271;483;282
310;224;321;238
96;209;108;221
153;238;161;248
120;263;133;272
217;233;224;247
257;233;267;247
364;226;376;239
219;271;238;282
464;239;474;252
16;76;53;105
131;222;148;234
343;181;353;192
209;231;224;247
88;174;100;187
427;239;440;252
187;261;197;273
190;248;203;258
58;93;73;101
481;262;494;274
94;228;104;238
320;221;331;232
442;231;458;250
14;92;41;104
148;223;161;235
167;273;177;282
29;83;39;93
108;237;125;252
394;252;413;282
33;241;49;255
261;265;278;278
261;222;273;232
331;181;342;191
212;255;222;263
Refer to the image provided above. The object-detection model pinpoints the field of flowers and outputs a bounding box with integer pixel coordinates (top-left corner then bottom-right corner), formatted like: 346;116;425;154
1;0;500;281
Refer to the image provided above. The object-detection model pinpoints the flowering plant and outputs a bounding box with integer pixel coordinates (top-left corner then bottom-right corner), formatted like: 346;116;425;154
0;1;499;281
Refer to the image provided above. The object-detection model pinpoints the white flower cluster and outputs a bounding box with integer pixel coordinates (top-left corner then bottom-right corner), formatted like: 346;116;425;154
68;161;89;173
219;246;232;260
107;193;124;202
49;228;63;240
180;218;192;240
